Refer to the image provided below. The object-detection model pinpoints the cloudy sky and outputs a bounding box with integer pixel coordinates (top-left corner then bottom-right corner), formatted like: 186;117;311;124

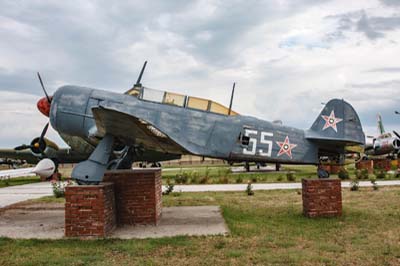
0;0;399;148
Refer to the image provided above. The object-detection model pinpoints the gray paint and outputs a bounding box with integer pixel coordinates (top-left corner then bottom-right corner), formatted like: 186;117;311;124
49;85;365;183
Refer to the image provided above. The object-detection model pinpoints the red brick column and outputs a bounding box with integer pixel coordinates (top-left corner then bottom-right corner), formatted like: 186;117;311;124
302;178;342;218
356;160;374;174
65;183;116;237
103;169;162;225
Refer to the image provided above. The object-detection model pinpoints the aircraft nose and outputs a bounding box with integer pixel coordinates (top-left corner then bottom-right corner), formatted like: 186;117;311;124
37;96;52;117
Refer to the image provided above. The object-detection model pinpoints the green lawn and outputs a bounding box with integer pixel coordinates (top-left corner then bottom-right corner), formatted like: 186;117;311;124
1;187;399;265
0;176;41;188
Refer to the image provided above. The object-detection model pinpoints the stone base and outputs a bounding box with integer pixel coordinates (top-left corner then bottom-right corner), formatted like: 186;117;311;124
103;169;162;225
355;160;374;174
65;183;116;237
302;178;342;218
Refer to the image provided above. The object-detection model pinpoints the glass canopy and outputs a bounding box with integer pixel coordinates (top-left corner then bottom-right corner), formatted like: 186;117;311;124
125;86;238;116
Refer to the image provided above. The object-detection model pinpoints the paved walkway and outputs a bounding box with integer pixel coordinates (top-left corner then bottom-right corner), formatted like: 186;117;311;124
1;180;400;208
0;182;53;208
172;180;400;192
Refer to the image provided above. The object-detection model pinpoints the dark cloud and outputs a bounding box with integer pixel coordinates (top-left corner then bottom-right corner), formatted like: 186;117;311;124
380;0;400;7
326;10;400;40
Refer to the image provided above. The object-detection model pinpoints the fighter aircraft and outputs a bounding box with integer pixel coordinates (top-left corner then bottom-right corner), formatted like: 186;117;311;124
364;114;400;158
30;62;365;184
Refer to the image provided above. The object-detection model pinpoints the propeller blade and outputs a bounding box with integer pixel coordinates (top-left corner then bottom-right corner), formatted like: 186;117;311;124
14;144;31;151
393;130;400;139
37;72;51;103
39;123;49;143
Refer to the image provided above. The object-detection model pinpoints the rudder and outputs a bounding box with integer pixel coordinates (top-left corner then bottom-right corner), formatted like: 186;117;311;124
306;99;365;145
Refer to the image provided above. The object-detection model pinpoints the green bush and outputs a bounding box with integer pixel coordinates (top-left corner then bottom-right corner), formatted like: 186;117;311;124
199;176;209;184
355;169;369;180
276;176;283;182
338;169;349;180
286;172;296;182
218;176;229;184
371;179;378;191
163;180;174;195
251;176;258;183
175;172;189;184
235;175;243;183
246;182;254;196
350;179;359;191
374;169;386;179
190;171;200;184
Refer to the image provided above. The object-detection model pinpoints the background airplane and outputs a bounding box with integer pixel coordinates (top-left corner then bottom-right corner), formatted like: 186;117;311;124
28;62;365;184
364;114;400;158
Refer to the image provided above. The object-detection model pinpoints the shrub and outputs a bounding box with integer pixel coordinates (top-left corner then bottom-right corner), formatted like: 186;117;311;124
350;179;359;191
355;169;369;180
163;179;174;195
276;176;283;182
175;172;189;184
371;179;378;191
199;176;209;184
246;181;254;196
236;175;243;183
51;179;73;198
190;171;200;184
218;176;229;184
375;170;386;179
338;169;349;180
251;176;258;183
286;172;296;182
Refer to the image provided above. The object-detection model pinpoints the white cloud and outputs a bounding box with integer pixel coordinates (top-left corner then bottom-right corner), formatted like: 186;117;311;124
0;0;399;148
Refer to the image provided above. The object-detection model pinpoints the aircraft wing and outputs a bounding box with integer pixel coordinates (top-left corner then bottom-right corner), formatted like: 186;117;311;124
0;149;39;164
0;148;89;164
91;106;188;155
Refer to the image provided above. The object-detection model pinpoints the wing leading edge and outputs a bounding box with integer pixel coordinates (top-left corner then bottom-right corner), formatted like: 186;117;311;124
91;106;188;155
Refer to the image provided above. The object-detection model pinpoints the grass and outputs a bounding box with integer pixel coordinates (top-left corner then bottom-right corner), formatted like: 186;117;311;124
0;176;41;188
1;187;400;265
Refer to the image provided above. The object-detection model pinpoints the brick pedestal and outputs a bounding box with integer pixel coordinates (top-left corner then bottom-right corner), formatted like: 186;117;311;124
65;183;116;237
356;160;374;174
302;178;342;218
103;169;162;225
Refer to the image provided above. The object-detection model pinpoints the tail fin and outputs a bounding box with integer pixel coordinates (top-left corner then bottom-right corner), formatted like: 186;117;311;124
306;99;365;145
377;113;385;135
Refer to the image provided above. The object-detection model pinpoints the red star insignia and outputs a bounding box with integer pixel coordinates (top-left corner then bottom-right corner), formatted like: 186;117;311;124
276;136;297;159
321;110;343;132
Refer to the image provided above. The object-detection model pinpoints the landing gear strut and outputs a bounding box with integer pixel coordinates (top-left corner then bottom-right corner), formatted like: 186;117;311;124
317;164;330;179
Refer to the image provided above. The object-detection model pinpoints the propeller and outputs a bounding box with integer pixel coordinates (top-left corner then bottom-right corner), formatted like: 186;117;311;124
393;130;400;139
37;72;51;103
14;123;49;155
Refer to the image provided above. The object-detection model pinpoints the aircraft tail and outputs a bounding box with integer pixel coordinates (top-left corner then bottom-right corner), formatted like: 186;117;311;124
377;113;385;135
305;99;365;146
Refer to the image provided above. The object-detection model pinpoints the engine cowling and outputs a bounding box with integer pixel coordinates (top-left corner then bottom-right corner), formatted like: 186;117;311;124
30;137;59;157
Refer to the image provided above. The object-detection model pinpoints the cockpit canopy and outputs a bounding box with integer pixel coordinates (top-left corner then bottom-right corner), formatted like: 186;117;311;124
125;86;239;116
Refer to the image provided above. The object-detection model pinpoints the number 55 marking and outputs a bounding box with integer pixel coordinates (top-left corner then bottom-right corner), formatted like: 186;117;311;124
243;129;258;155
259;132;273;157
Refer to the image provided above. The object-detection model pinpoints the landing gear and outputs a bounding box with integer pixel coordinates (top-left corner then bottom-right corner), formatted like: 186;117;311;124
245;162;250;172
317;164;330;179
